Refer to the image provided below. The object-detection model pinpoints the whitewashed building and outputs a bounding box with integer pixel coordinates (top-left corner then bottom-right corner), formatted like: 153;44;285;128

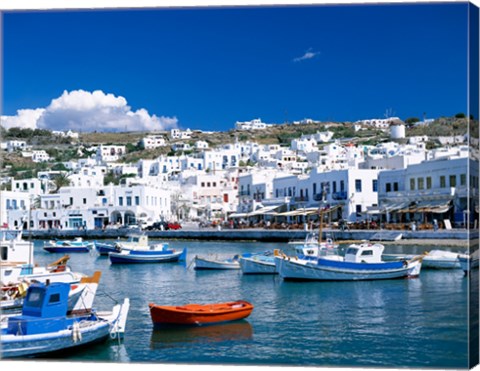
140;135;167;149
96;145;126;163
377;155;477;226
13;184;173;230
235;118;272;131
31;150;50;163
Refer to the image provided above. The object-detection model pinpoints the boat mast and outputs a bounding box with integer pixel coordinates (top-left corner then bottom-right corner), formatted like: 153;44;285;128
318;208;323;245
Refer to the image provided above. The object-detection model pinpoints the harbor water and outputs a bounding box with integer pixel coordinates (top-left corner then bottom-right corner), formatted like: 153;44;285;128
30;239;471;368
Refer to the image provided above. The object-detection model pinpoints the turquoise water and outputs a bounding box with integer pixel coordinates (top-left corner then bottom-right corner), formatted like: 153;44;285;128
31;240;470;368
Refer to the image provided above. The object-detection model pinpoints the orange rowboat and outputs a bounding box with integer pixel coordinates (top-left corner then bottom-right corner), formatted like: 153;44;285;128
149;300;254;326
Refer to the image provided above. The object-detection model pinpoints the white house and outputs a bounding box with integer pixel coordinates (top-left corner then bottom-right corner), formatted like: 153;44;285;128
235;118;272;131
31;150;50;163
7;140;29;153
170;128;192;140
195;140;209;150
96;145;126;163
0;190;32;229
291;137;318;153
141;135;167;149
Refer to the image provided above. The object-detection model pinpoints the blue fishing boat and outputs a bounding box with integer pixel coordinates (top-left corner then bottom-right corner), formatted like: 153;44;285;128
0;281;130;358
275;242;423;281
43;238;93;253
94;241;118;256
109;244;187;264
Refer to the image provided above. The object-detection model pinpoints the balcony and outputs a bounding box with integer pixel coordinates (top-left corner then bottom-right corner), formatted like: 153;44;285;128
293;196;309;203
332;191;348;201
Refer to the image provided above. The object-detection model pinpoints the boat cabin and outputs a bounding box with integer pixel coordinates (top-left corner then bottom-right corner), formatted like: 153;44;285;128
6;282;70;335
0;230;33;265
344;243;385;264
118;234;149;249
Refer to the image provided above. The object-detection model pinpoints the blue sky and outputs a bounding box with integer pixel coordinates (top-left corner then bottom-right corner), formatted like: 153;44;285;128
1;2;471;132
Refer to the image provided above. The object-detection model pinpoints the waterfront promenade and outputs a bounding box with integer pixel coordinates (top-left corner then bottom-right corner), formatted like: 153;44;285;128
23;226;474;246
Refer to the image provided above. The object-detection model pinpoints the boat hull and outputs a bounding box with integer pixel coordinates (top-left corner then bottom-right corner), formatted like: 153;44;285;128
194;256;240;270
94;242;118;256
43;246;90;253
275;256;422;281
109;249;185;264
240;257;277;274
0;320;110;358
149;300;253;326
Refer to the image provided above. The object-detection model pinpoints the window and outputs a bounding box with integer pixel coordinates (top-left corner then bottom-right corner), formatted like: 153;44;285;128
372;180;378;192
340;180;345;192
355;179;362;192
126;196;132;206
386;183;391;192
449;175;457;187
1;246;7;260
361;250;373;256
48;293;61;304
83;198;87;204
332;181;337;193
410;178;415;191
201;182;205;187
417;178;424;190
393;182;399;192
426;177;432;189
440;176;446;188
69;197;73;206
135;196;140;206
119;197;123;206
313;183;317;195
356;205;362;214
26;289;44;308
460;174;466;186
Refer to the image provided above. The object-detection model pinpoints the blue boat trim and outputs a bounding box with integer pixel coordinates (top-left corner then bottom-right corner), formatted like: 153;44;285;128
316;259;405;270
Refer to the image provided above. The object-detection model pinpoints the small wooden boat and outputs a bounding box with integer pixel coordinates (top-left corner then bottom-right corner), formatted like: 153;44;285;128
194;255;241;270
43;238;93;253
149;300;253;326
384;249;468;270
109;244;186;264
0;281;130;358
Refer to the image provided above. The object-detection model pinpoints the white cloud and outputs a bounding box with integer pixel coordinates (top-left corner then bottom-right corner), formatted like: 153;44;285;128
1;89;178;132
0;108;45;130
293;48;320;62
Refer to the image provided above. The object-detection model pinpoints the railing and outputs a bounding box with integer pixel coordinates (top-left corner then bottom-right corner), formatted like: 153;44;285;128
293;196;309;202
332;191;348;200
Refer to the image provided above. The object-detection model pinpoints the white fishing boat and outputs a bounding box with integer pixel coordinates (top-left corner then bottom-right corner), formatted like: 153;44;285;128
459;249;479;275
384;249;468;270
1;231;86;310
114;234;152;250
240;251;277;274
109;244;186;264
275;242;423;281
43;237;94;253
194;255;241;270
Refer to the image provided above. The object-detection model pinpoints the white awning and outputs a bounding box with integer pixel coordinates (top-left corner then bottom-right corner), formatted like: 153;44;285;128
249;205;282;216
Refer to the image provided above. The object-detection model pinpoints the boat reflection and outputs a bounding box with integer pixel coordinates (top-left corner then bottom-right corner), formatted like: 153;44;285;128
150;320;253;348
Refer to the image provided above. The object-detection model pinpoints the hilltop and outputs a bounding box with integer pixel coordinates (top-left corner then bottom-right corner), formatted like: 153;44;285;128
0;116;473;182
